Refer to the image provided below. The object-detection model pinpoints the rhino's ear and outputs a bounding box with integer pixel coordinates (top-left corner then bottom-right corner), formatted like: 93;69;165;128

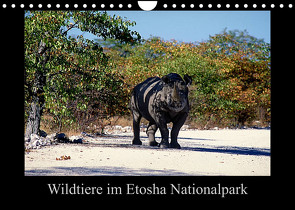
184;75;192;86
161;75;170;84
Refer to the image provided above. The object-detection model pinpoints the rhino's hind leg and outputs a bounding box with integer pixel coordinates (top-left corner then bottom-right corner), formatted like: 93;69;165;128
146;123;158;146
132;111;142;145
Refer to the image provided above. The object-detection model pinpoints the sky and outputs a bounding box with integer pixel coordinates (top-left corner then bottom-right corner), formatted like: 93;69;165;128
73;11;270;44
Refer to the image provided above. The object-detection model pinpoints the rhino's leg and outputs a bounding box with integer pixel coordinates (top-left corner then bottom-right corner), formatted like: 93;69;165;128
170;113;188;149
132;111;142;145
153;112;170;148
146;122;158;146
158;126;169;148
156;116;170;148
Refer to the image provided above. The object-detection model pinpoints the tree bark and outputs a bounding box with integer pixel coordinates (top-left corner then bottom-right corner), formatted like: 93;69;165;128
25;69;46;140
25;41;48;140
25;100;42;139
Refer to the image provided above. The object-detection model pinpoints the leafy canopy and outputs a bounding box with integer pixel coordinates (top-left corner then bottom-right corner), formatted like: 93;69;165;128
105;29;270;128
24;11;141;130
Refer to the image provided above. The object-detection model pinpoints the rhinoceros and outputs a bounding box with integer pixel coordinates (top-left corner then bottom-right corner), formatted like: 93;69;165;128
130;73;192;149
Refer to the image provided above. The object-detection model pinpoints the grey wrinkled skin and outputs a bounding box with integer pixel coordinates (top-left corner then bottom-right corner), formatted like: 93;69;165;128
130;73;192;149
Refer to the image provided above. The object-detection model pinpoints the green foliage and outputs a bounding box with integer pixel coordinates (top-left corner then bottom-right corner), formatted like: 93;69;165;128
106;30;270;128
25;10;270;132
24;11;141;132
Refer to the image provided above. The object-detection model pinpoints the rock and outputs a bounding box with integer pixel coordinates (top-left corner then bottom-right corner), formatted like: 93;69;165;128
25;132;70;150
114;125;122;130
25;133;51;150
81;132;94;138
43;133;57;145
39;130;47;137
30;134;40;142
69;135;80;141
72;139;83;144
25;132;85;151
32;139;41;148
122;126;132;133
181;125;189;131
25;135;31;142
56;133;70;143
69;135;83;144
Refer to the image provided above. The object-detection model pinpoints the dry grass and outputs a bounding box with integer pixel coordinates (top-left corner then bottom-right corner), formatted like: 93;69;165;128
38;113;270;137
40;115;134;136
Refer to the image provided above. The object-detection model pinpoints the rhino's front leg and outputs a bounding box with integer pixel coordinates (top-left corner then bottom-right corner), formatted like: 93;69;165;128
170;112;188;149
158;125;169;148
155;113;170;148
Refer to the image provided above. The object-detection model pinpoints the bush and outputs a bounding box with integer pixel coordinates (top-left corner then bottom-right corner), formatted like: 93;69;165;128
36;29;270;131
106;30;270;128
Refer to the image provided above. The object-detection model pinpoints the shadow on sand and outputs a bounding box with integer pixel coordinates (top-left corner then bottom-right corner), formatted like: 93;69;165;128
181;145;270;156
25;166;209;176
87;137;270;157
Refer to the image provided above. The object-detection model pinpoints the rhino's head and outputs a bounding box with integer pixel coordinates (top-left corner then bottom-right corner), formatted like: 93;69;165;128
161;73;192;112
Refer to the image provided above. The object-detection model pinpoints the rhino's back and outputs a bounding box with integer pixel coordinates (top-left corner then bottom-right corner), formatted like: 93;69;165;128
132;77;162;119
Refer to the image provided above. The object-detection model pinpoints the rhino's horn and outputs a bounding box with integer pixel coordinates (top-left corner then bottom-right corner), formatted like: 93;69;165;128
172;83;180;101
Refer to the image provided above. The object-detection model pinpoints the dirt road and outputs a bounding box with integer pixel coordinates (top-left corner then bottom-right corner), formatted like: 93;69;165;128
25;129;270;176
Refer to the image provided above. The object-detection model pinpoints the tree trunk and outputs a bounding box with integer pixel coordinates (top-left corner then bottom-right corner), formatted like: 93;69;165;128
25;71;46;140
25;100;42;139
25;41;48;140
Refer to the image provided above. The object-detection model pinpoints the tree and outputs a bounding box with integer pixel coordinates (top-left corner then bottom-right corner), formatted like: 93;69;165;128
105;30;270;128
202;29;270;126
24;11;141;138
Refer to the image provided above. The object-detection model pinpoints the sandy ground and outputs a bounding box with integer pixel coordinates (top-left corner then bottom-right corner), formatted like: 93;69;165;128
25;129;270;176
